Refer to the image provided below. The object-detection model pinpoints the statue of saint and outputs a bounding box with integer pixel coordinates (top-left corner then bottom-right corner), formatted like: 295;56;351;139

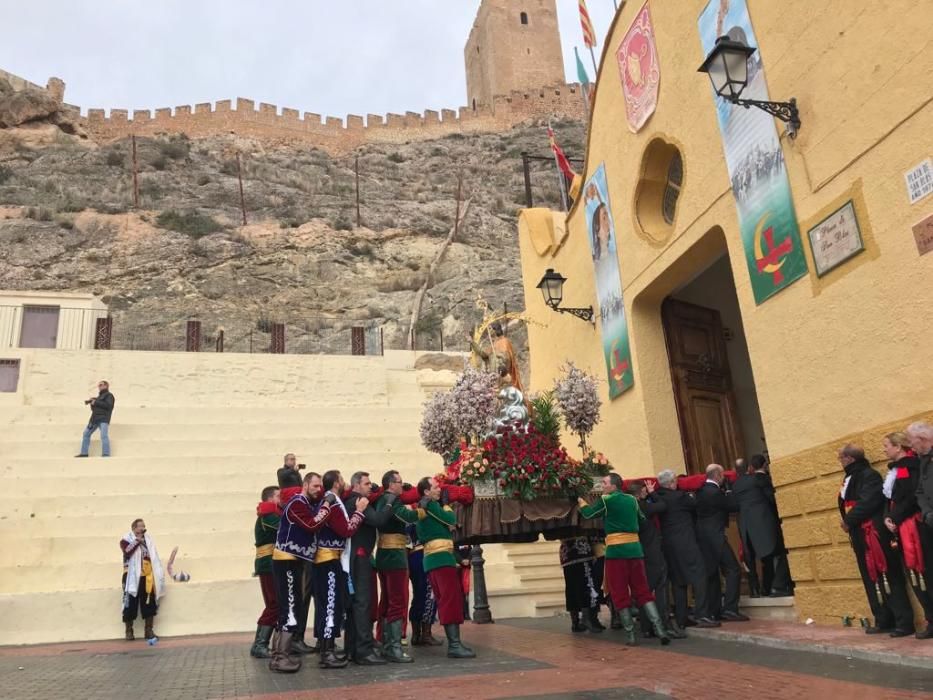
467;321;524;394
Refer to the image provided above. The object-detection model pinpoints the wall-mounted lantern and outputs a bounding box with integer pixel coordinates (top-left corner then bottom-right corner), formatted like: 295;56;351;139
536;269;594;323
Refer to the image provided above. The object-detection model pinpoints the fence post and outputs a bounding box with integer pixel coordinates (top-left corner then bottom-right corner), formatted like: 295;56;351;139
216;329;224;353
351;327;365;356
131;135;140;209
94;317;112;350
271;323;285;354
186;320;201;352
380;327;384;356
521;151;533;208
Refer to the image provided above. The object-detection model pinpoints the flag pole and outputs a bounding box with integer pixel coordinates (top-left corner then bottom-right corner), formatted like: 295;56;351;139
588;46;599;78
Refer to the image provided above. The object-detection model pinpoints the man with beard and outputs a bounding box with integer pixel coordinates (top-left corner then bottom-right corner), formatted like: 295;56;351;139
270;472;348;673
838;444;914;636
695;465;748;622
654;470;718;628
733;454;793;597
313;470;368;668
628;480;685;639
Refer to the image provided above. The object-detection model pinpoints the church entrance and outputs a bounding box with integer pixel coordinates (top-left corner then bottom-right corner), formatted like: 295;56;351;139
661;254;766;475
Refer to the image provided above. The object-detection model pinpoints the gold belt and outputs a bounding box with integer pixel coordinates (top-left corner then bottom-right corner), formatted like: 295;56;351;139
424;539;454;556
256;544;275;558
606;532;639;546
273;548;297;561
314;547;343;564
592;543;606;557
379;534;409;549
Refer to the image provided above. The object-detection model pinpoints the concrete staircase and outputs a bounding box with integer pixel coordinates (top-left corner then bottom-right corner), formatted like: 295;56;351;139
0;348;458;645
485;538;566;619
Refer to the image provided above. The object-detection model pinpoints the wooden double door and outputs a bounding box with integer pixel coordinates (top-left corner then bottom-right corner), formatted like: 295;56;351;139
662;298;744;476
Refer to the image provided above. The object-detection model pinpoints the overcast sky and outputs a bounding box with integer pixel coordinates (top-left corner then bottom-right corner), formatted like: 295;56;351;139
1;1;618;118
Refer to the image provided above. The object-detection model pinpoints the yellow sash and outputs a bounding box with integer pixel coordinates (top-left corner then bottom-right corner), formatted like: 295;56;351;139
424;539;454;556
605;532;639;546
142;559;154;596
314;547;343;564
255;544;275;558
378;534;409;549
273;548;297;561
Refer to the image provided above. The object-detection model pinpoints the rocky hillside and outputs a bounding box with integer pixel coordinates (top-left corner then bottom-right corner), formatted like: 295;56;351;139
0;103;584;356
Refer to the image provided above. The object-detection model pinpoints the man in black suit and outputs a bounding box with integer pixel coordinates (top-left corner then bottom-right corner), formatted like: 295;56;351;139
628;480;685;639
733;454;793;597
838;444;915;636
655;470;718;628
696;464;749;622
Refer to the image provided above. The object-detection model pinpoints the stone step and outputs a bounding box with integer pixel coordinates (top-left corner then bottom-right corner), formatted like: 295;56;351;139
486;581;565;598
739;595;796;622
533;595;567;614
0;510;262;537
503;541;561;556
0;435;427;459
0;578;261;645
514;570;565;583
509;553;561;567
0;555;250;594
0;530;255;567
0;405;418;425
2;492;270;520
0;454;439;478
0;420;421;442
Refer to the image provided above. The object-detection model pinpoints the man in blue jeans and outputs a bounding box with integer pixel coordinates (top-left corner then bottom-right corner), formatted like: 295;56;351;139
76;380;115;457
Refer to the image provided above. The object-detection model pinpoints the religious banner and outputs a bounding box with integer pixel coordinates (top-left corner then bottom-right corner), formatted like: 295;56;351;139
698;0;808;304
616;1;660;133
583;163;633;398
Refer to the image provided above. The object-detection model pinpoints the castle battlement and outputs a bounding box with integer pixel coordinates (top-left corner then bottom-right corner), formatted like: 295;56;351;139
80;83;583;153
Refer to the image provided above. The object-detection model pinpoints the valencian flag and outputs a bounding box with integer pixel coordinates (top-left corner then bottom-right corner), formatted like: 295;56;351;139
575;47;591;87
547;126;576;183
579;0;597;48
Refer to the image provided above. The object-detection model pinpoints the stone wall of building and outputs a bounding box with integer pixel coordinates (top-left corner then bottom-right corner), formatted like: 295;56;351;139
81;82;584;154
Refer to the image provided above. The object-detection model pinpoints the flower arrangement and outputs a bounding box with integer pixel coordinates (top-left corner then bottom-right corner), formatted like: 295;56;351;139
578;451;612;478
419;390;459;458
455;424;591;501
554;363;602;451
448;367;500;444
529;390;562;442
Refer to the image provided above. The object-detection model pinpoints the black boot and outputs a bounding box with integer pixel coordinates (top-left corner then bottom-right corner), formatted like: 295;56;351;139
250;625;274;658
290;636;316;655
582;607;603;633
667;618;688;639
319;638;348;669
642;601;671;646
124;621;135;641
594;605;607;631
610;606;622;630
463;596;471;621
443;624;476;659
422;622;443;646
143;617;156;641
383;619;413;663
570;611;586;633
410;619;424;646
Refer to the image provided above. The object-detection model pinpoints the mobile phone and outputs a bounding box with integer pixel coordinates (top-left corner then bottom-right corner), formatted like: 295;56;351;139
298;463;307;470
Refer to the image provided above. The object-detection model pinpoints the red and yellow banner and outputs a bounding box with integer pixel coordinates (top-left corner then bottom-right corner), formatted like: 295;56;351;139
579;0;597;49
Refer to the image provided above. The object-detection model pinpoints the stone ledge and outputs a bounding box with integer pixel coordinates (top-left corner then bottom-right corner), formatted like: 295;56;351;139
688;624;933;670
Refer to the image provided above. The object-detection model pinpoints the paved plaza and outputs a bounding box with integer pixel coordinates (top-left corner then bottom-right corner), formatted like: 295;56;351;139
1;617;931;700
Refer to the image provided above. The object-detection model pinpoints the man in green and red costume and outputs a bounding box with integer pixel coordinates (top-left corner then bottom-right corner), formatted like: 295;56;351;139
414;476;475;659
374;469;426;662
578;473;670;646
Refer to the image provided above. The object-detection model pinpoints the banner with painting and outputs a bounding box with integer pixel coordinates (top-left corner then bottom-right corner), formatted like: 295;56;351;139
583;163;633;398
698;0;808;304
616;1;660;133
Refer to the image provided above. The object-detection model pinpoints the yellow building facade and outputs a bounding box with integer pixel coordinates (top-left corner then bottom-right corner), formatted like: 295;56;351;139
518;0;933;625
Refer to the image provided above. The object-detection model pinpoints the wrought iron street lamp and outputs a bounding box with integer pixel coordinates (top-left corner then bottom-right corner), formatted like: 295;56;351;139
536;269;594;323
698;35;801;138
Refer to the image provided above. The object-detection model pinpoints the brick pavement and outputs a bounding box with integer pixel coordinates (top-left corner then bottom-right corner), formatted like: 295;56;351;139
0;619;930;700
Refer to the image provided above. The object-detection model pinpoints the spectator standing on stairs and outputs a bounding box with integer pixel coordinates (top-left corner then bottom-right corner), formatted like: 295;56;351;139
75;380;114;458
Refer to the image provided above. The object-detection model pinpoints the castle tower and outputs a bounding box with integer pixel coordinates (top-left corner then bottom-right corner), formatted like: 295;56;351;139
464;0;566;110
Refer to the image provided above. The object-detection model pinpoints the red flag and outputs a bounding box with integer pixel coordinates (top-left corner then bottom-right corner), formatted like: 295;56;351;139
548;126;576;182
579;0;597;49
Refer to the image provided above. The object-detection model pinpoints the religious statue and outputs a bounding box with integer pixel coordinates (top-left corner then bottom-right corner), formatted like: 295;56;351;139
466;321;525;394
490;385;529;434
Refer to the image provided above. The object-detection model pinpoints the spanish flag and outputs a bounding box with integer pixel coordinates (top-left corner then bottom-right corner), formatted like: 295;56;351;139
547;126;576;183
579;0;597;49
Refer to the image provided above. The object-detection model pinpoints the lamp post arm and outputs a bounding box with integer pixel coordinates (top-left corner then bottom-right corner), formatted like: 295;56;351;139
733;96;800;135
556;306;595;324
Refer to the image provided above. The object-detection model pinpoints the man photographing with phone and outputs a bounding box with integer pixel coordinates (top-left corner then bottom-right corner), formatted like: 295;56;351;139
76;380;115;458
